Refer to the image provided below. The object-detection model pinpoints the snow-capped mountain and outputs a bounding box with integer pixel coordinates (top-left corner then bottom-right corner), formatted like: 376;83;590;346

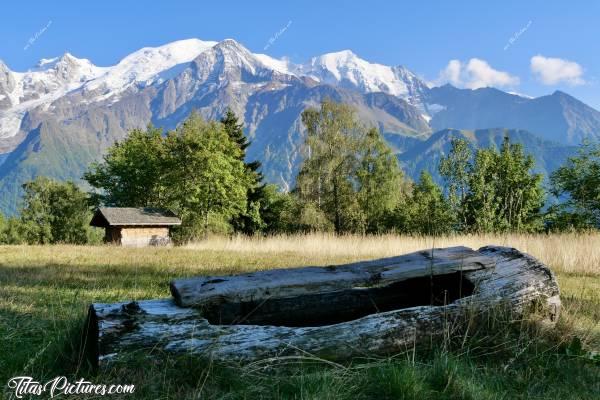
0;37;599;214
0;39;430;144
0;53;104;143
296;50;430;110
0;39;219;142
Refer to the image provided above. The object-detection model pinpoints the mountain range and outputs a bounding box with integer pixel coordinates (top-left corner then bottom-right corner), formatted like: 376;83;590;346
0;38;598;214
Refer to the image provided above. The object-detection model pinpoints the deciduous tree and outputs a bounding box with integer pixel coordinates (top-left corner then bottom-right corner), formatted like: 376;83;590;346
550;141;600;229
164;113;250;240
19;177;93;244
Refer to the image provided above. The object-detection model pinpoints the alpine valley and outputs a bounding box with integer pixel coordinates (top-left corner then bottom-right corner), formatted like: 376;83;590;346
1;38;599;214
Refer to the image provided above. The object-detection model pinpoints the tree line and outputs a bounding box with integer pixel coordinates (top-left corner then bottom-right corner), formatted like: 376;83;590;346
0;100;598;244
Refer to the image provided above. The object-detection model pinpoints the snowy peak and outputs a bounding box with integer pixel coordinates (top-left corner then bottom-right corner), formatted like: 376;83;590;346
191;38;292;83
54;54;102;83
306;49;361;76
30;53;101;82
213;39;297;76
254;53;294;75
298;49;429;107
85;38;217;92
208;39;260;70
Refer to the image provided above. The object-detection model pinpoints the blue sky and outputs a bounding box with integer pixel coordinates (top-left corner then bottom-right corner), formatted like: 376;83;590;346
2;0;599;107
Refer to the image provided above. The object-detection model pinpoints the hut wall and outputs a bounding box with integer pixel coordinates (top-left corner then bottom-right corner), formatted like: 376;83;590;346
119;226;171;247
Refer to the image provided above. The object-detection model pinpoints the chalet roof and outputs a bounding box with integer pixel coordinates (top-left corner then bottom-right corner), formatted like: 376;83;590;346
90;207;182;227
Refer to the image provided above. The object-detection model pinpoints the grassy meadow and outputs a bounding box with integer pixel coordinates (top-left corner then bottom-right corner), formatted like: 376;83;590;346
1;233;599;399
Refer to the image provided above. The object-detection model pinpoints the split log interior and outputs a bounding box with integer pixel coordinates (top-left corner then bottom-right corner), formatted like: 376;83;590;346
203;272;474;326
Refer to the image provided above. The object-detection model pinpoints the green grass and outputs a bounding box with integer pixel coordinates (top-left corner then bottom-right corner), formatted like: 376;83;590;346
1;235;599;399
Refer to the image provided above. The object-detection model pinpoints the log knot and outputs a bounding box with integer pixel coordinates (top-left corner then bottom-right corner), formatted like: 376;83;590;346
120;301;145;315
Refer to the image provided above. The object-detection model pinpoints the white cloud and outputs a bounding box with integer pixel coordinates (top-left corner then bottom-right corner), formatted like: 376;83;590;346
438;59;462;86
464;58;520;89
530;55;585;85
435;58;520;89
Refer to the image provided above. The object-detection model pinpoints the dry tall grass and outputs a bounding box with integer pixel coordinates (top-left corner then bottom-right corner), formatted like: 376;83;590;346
186;232;600;275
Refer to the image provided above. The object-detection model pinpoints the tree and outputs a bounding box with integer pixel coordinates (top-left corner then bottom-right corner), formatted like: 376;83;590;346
464;147;499;233
84;125;166;207
465;137;544;233
19;177;92;244
439;137;472;230
391;172;455;235
163;113;250;240
550;141;600;229
356;128;404;233
2;217;24;244
494;138;544;232
296;100;365;234
220;108;269;235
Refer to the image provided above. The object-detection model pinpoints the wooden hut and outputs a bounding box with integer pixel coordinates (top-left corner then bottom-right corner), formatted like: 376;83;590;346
90;207;181;247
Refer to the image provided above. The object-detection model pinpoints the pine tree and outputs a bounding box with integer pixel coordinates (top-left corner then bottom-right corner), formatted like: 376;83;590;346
220;108;268;235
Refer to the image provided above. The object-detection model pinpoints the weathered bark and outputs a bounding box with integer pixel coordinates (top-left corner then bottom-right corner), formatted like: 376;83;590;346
86;246;560;367
170;246;495;308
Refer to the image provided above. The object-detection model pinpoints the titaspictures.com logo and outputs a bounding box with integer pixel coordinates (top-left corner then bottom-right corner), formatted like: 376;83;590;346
6;376;135;398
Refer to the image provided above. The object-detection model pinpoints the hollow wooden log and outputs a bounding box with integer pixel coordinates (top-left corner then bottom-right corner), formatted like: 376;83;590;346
86;246;560;367
170;246;495;307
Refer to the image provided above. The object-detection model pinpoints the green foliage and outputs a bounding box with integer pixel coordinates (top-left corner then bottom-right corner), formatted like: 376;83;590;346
296;100;404;234
1;216;25;244
255;185;293;234
221;108;271;235
16;177;93;244
163;113;250;241
550;141;600;230
0;212;5;243
439;137;471;230
468;138;544;232
297;100;364;233
356;128;404;233
440;136;545;233
84;125;166;208
390;172;455;235
221;108;251;154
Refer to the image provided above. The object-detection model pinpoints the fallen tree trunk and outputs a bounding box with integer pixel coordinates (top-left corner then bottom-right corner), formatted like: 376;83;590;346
170;246;495;325
86;246;560;367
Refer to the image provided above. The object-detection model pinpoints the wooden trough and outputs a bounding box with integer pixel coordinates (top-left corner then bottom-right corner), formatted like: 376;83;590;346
85;246;561;367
